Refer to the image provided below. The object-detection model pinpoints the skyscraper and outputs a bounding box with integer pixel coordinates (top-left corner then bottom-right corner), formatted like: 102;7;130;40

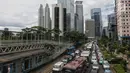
52;4;67;36
75;1;84;33
38;4;44;27
58;0;74;31
115;0;130;43
91;8;102;39
108;13;117;41
85;19;95;41
44;3;51;29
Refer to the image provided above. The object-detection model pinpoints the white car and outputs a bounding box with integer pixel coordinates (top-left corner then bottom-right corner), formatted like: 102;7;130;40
91;62;99;73
53;62;64;71
92;62;99;69
91;56;97;63
103;61;110;69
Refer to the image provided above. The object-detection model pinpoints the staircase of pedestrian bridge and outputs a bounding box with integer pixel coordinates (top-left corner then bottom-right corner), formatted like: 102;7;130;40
0;40;71;73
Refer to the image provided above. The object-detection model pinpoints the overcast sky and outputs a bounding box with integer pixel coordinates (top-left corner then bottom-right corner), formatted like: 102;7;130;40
0;0;114;31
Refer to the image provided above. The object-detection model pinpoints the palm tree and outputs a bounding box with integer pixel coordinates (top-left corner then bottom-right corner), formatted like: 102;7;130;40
52;28;61;41
1;30;13;40
31;26;46;41
46;29;52;40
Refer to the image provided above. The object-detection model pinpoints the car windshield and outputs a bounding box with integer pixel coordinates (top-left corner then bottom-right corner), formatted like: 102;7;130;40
93;64;98;67
53;65;60;68
64;69;73;73
105;68;110;70
63;59;67;62
104;63;109;66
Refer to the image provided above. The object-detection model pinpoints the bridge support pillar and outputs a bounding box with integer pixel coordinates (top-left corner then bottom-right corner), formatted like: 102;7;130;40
15;59;22;73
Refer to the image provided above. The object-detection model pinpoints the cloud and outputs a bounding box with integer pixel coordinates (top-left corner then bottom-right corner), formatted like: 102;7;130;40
0;0;114;31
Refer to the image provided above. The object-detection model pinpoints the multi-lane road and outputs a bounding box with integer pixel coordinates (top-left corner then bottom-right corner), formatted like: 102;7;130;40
29;41;110;73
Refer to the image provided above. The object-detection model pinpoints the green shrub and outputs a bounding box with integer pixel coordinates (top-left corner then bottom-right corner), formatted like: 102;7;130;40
114;64;125;73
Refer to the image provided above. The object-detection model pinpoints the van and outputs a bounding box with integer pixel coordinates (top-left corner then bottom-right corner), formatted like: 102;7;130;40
52;62;64;72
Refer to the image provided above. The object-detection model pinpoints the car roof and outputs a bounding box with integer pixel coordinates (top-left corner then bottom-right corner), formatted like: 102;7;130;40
54;62;64;66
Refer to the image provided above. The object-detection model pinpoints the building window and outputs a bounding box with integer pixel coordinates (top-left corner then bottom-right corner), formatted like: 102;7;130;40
124;30;126;32
123;15;125;17
124;34;126;36
127;34;129;36
127;23;129;25
129;4;130;6
126;15;128;17
122;1;124;3
122;19;125;21
126;4;127;6
127;30;129;32
124;23;125;25
126;19;128;21
126;8;128;10
125;1;127;3
127;27;129;28
126;12;128;13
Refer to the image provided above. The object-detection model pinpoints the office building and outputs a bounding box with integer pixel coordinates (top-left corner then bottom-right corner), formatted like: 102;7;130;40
115;0;130;43
58;0;74;31
44;3;51;29
75;1;84;33
38;4;44;27
91;8;102;39
52;4;67;36
108;13;117;41
85;19;95;41
102;27;109;37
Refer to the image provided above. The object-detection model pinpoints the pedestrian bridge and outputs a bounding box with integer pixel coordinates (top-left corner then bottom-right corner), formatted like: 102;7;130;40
0;40;71;73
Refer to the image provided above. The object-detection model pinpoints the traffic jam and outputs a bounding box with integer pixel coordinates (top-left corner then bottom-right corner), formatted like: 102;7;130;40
52;41;112;73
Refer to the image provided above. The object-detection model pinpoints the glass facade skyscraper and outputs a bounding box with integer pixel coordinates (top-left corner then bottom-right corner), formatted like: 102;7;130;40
91;8;102;39
58;0;74;31
75;1;84;33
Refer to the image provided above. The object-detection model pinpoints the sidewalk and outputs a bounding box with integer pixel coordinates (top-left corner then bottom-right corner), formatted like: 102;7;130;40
110;65;116;73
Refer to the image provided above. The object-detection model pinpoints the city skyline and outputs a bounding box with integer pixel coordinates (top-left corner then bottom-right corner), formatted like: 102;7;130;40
0;0;113;31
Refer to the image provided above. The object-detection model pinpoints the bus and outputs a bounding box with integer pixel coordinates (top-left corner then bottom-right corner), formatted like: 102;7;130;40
62;57;86;73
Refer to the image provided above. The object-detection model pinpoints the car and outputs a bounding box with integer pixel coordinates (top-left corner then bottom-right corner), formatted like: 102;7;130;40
99;57;104;64
62;55;73;64
92;53;96;56
103;60;110;69
62;58;69;65
52;62;64;72
104;68;112;73
92;62;99;69
91;68;98;73
91;62;99;73
91;56;97;63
